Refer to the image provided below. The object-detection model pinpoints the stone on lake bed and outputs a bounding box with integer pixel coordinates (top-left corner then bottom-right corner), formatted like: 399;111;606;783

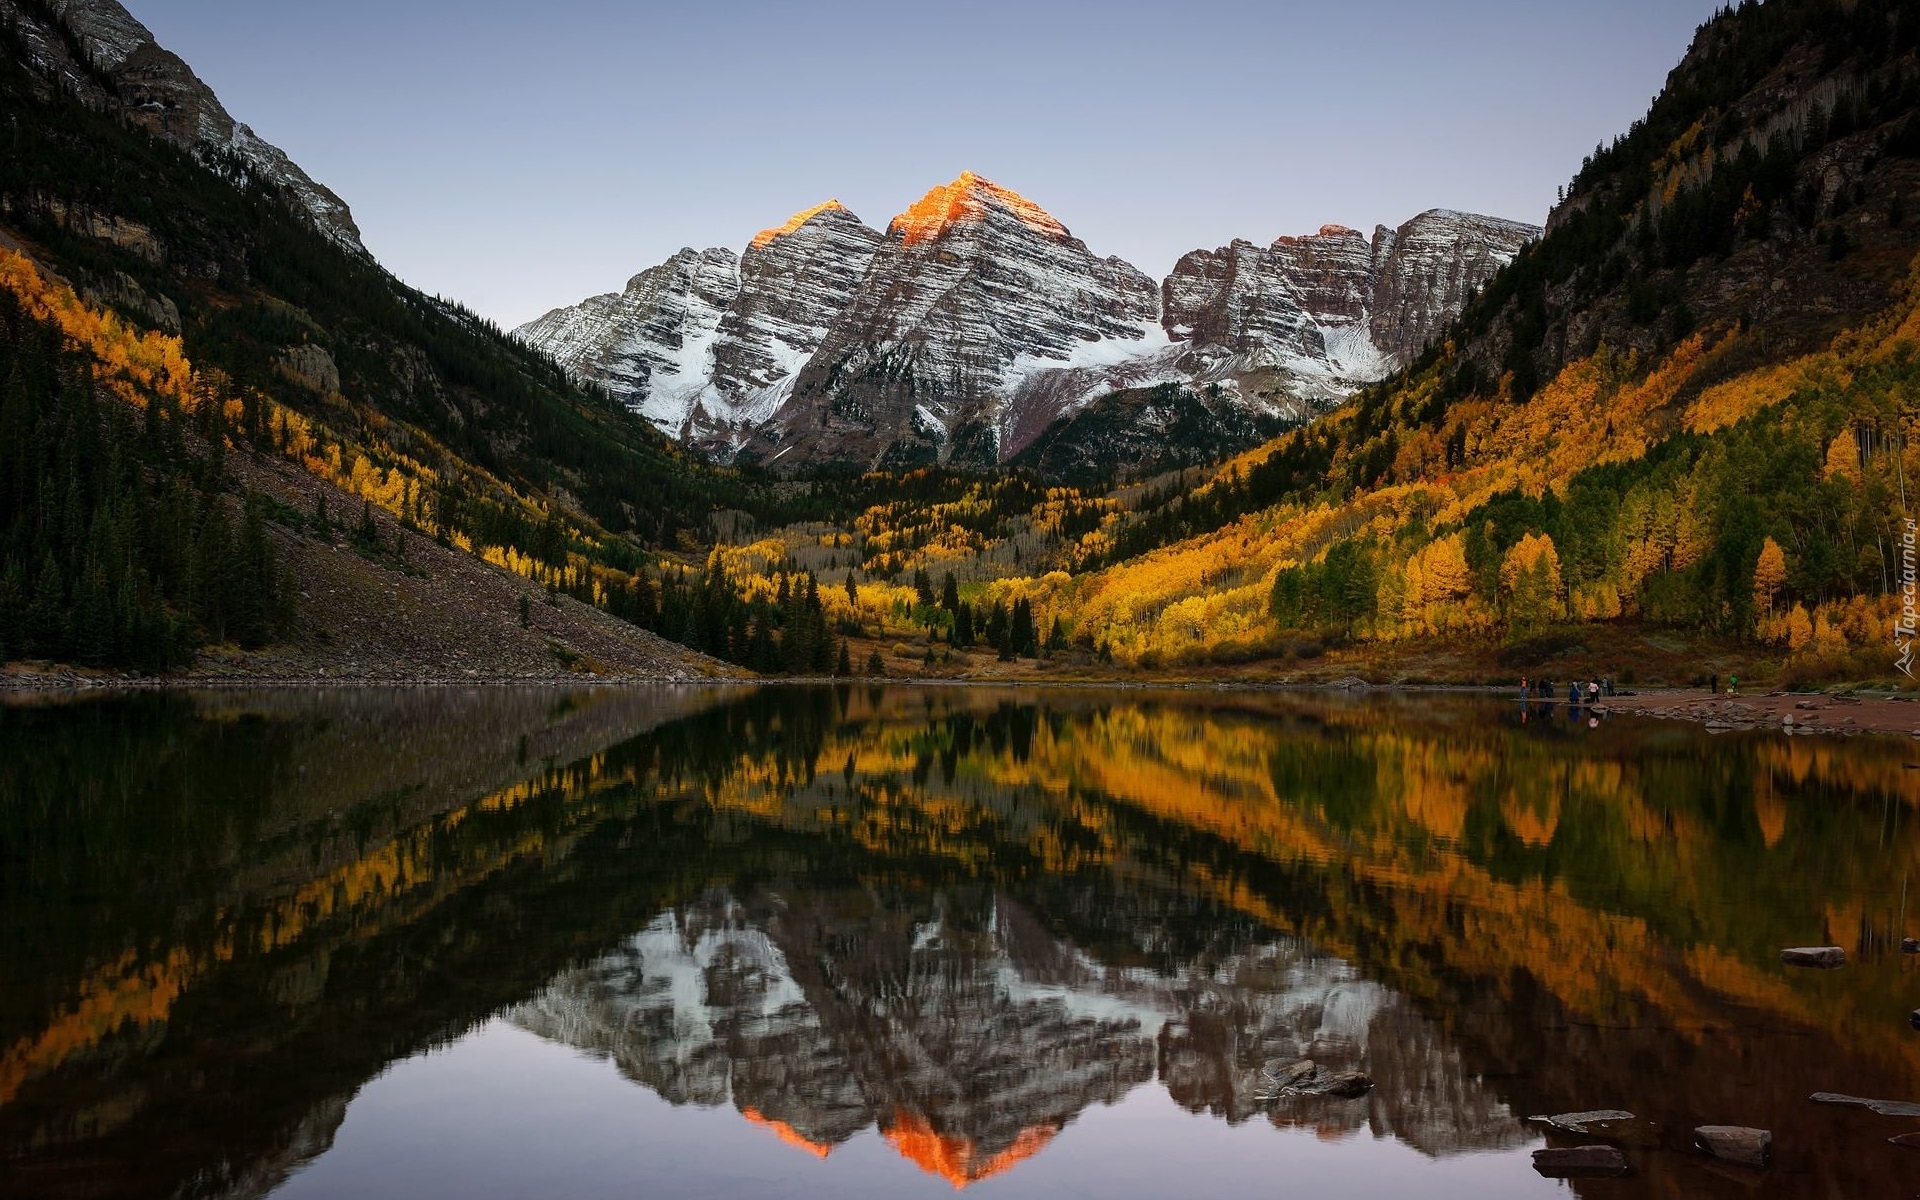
1811;1092;1920;1117
1308;1071;1375;1098
1528;1110;1635;1134
1891;1133;1920;1150
1779;946;1845;968
1695;1126;1770;1168
1903;937;1920;954
1263;1059;1318;1089
1260;1060;1373;1099
1532;1145;1631;1178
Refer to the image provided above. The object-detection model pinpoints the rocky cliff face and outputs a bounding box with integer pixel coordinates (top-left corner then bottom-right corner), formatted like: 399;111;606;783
1368;210;1543;362
516;202;883;446
4;0;364;250
1163;210;1538;415
752;172;1168;469
520;176;1537;471
516;246;742;438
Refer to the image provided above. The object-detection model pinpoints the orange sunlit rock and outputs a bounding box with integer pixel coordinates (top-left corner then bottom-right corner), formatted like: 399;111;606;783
749;200;850;249
888;171;1067;247
741;1107;834;1158
882;1107;1058;1188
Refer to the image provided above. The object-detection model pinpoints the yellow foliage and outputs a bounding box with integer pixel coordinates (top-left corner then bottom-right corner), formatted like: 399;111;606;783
1752;537;1788;618
1786;603;1813;650
1823;433;1863;483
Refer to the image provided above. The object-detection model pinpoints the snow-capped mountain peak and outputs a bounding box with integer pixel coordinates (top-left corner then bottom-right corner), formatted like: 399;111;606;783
514;176;1538;470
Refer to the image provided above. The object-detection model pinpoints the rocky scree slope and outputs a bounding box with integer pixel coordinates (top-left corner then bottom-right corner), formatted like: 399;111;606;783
522;173;1536;472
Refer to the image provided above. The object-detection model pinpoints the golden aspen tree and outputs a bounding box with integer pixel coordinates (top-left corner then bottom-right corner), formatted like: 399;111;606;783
1751;537;1787;619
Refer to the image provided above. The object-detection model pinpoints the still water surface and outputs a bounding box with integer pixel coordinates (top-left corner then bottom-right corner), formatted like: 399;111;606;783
2;685;1918;1199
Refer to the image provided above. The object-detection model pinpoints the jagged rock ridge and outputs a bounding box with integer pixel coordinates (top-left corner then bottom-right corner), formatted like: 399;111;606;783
520;175;1538;470
1163;210;1540;411
4;0;364;250
756;171;1169;469
517;202;883;446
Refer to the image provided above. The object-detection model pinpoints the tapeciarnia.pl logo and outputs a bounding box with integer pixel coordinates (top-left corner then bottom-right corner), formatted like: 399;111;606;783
1898;517;1917;678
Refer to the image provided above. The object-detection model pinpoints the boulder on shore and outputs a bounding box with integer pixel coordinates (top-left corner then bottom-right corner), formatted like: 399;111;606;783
1695;1125;1770;1168
1780;946;1845;968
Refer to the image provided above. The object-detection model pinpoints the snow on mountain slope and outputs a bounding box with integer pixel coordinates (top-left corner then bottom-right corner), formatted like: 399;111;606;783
519;175;1539;470
754;171;1165;469
517;247;741;437
516;203;881;446
1163;210;1538;420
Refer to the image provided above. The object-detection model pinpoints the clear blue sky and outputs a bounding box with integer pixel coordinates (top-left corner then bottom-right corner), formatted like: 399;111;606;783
129;0;1726;328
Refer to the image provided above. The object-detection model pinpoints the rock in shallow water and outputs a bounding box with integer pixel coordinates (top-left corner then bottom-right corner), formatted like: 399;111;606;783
1811;1092;1920;1117
1780;945;1845;968
1532;1145;1631;1178
1695;1125;1771;1168
1258;1060;1373;1099
1527;1109;1635;1134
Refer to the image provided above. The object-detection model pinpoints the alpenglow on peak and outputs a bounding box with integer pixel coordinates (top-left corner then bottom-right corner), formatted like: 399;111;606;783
888;171;1071;247
751;200;854;249
516;175;1538;472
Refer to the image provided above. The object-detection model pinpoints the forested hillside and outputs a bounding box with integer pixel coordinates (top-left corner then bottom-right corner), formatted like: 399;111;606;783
0;0;764;676
6;0;1919;686
1018;0;1920;679
682;0;1920;686
0;285;290;670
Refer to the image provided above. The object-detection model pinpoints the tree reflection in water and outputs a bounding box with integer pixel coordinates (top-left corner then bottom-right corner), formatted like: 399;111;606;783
1;685;1917;1198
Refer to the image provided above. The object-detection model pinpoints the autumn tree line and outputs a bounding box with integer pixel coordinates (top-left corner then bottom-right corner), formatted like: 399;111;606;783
1266;354;1913;659
0;289;292;670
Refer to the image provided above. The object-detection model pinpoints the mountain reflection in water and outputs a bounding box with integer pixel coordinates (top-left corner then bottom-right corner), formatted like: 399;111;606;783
2;685;1918;1199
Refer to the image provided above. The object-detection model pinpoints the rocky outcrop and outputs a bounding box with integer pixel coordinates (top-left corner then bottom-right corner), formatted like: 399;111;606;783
4;0;364;250
516;203;883;446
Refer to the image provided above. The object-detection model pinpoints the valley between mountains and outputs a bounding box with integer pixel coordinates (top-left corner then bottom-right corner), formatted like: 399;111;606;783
2;0;1919;707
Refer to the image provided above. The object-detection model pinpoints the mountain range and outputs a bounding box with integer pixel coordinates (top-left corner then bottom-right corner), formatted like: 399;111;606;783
517;177;1538;472
4;0;1918;691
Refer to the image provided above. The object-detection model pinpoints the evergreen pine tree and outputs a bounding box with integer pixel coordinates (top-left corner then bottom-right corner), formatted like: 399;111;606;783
1011;597;1035;658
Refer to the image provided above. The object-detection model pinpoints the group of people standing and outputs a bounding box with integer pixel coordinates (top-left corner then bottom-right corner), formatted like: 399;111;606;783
1518;676;1614;704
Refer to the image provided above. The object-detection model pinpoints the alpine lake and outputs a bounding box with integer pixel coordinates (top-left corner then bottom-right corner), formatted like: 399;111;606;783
3;683;1919;1199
